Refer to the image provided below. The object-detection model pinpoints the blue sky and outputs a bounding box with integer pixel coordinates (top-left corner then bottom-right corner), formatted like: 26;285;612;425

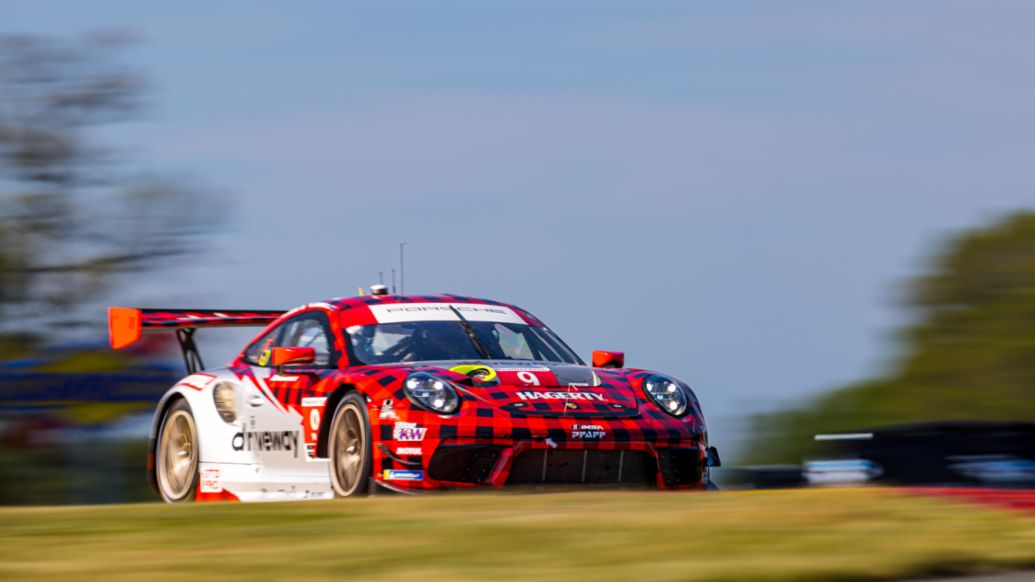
4;1;1033;454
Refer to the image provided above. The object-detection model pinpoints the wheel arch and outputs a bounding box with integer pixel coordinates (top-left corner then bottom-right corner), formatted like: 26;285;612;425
315;383;360;458
147;391;190;494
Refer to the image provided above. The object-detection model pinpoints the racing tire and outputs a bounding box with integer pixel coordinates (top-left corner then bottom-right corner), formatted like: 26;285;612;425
155;399;199;503
328;392;372;497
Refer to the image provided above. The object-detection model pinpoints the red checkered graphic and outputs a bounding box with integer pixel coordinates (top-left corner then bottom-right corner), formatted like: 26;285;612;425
220;294;711;494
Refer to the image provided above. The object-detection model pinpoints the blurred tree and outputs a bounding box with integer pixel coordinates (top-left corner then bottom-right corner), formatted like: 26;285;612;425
743;212;1035;464
0;33;220;339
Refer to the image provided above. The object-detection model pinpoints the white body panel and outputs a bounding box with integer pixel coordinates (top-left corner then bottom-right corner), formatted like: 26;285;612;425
153;367;335;502
197;462;332;502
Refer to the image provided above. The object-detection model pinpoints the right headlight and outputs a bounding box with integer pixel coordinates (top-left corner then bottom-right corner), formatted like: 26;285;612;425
404;372;460;414
642;375;689;417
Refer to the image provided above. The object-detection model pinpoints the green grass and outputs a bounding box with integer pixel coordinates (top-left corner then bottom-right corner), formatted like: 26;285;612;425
2;488;1035;581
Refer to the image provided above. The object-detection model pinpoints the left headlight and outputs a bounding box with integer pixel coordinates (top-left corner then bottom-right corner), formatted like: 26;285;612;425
404;372;460;414
212;382;237;423
642;375;689;417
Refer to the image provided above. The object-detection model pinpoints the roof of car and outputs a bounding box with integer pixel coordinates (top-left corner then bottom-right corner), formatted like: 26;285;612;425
327;293;511;310
322;293;547;327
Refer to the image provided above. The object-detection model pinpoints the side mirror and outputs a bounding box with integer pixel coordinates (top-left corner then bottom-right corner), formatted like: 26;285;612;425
271;346;316;367
592;350;624;369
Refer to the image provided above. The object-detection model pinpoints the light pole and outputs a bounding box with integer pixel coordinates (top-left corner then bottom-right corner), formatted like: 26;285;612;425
400;241;408;295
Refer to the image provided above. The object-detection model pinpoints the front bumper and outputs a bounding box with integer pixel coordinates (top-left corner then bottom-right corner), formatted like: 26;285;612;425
371;408;710;491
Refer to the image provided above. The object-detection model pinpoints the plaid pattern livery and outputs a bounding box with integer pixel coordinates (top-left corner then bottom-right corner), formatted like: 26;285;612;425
225;294;711;494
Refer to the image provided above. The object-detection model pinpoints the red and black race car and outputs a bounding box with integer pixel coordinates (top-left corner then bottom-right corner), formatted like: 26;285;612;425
109;292;719;502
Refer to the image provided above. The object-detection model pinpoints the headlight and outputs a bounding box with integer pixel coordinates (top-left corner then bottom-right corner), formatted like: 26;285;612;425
642;375;689;417
212;382;237;423
404;372;460;414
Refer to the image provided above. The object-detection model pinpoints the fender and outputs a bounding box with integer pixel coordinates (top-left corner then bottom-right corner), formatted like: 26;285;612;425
148;374;255;486
147;391;188;493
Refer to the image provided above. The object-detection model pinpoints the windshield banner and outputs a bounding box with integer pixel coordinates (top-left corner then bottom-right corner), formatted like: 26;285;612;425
368;303;525;324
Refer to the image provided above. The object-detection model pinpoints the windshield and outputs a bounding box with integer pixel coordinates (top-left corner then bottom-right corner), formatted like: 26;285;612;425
345;320;582;365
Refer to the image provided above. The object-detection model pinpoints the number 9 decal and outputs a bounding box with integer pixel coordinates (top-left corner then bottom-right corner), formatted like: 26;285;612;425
516;371;540;386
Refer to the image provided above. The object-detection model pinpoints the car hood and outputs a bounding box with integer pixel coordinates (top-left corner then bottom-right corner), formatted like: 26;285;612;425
415;360;640;417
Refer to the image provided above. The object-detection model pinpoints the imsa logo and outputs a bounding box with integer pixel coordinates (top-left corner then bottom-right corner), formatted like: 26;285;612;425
232;428;300;458
571;424;607;439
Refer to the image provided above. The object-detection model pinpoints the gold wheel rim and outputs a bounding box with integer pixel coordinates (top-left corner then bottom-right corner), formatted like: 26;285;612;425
331;405;365;496
158;409;198;500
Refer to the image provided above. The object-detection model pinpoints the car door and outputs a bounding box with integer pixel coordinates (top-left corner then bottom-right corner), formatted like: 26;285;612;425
268;312;339;459
244;311;337;475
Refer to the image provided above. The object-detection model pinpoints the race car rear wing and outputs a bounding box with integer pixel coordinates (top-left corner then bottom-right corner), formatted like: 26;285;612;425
108;307;284;373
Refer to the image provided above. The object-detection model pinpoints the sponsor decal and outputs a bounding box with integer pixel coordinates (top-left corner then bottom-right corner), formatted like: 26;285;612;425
200;468;222;493
379;398;398;420
257;349;271;366
300;397;326;444
571;424;607;439
383;469;424;481
232;427;300;458
393;422;428;442
516;391;605;402
395;447;423;455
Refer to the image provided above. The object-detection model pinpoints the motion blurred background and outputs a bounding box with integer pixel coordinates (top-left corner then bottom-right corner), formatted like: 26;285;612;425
0;1;1033;504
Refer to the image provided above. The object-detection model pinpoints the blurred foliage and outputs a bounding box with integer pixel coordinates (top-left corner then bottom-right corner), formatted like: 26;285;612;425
744;211;1035;464
0;332;37;360
32;350;137;373
0;438;152;505
0;32;219;506
0;32;223;334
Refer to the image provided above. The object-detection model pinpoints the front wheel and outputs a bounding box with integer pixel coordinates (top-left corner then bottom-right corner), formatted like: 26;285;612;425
328;392;372;497
156;399;199;502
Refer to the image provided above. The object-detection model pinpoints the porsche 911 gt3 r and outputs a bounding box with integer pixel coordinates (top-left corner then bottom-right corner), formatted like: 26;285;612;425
108;293;720;502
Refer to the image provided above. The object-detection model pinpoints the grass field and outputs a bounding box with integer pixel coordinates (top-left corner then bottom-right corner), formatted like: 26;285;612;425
2;488;1035;581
